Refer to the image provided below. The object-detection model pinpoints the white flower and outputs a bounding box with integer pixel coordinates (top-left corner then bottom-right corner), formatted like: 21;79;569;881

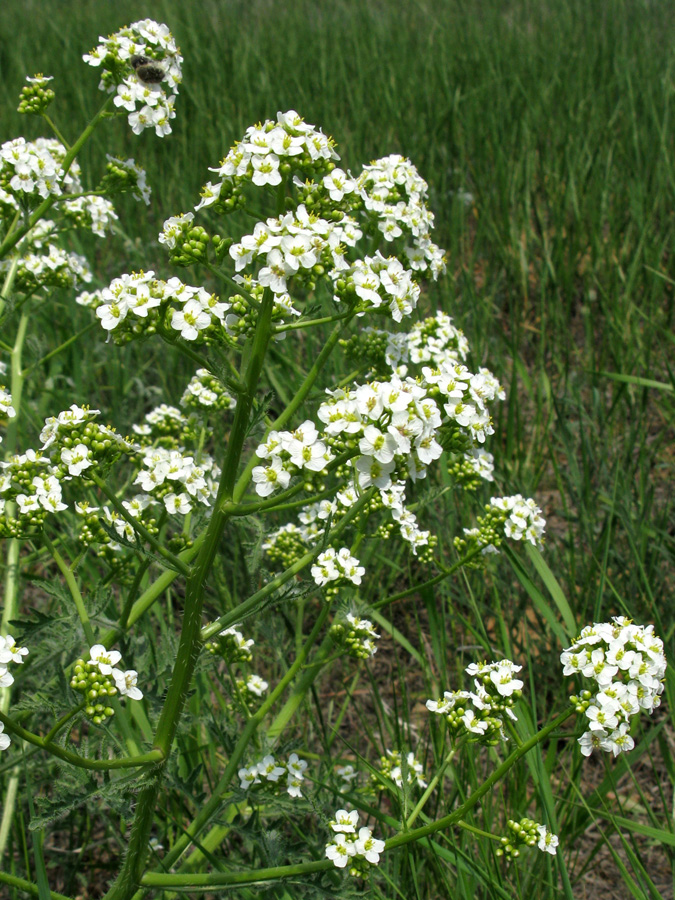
89;644;122;675
0;721;10;752
0;636;28;665
252;456;291;497
257;755;285;782
536;825;559;855
354;826;385;865
238;764;260;790
60;443;93;477
246;674;268;696
331;809;359;834
112;669;143;700
325;833;356;868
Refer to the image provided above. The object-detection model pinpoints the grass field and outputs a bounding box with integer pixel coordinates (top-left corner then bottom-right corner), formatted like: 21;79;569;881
1;0;674;897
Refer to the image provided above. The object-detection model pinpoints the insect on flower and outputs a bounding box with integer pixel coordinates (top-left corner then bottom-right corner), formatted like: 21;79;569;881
130;55;165;85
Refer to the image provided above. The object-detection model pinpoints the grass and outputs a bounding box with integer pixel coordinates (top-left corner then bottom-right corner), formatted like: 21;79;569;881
1;0;674;897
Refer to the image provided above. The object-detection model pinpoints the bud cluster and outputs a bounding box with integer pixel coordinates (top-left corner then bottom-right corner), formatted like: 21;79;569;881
330;613;380;660
98;155;151;205
205;625;254;663
181;368;237;414
17;74;55;115
454;494;546;562
496;818;559;859
70;644;143;725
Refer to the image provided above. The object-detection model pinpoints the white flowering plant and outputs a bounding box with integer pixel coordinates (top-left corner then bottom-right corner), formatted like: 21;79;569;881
0;22;667;900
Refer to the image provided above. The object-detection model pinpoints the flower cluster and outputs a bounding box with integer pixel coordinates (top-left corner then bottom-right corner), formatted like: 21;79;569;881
1;137;78;203
93;271;232;345
325;809;385;876
0;385;16;447
238;752;309;798
252;420;334;497
342;312;469;378
132;404;191;447
70;644;143;725
426;659;524;745
333;251;421;322
133;445;219;515
195;110;338;212
496;818;559;859
561;617;666;757
0;406;133;538
228;204;360;300
455;494;546;559
311;547;365;593
319;375;443;486
356;154;446;278
83;19;182;137
2;240;93;294
330;613;380;659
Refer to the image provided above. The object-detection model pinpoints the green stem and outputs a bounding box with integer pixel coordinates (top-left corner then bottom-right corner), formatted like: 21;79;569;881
406;746;459;828
0;765;20;862
43;701;87;745
42;534;94;645
0;869;74;900
272;311;352;333
201;488;373;642
22;322;97;374
0;249;19;320
102;292;276;900
140;708;576;891
230;314;355;504
0;297;27;864
155;601;332;872
0;711;163;771
456;819;502;842
372;547;482;610
41;113;71;149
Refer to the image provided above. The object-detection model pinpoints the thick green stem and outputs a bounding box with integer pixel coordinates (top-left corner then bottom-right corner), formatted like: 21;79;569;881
0;296;27;863
102;292;276;900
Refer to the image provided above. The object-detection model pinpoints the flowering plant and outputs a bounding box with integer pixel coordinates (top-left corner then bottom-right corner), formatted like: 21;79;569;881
0;21;666;900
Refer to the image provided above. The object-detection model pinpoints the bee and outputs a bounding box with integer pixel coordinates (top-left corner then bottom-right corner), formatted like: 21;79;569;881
130;55;165;85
